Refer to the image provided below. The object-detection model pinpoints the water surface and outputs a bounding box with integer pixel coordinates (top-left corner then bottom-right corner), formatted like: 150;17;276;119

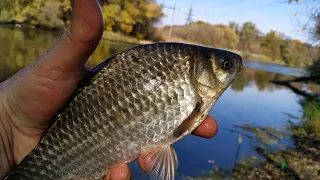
0;25;315;179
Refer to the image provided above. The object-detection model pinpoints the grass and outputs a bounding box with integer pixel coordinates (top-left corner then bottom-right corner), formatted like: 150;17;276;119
301;100;320;134
102;31;152;45
222;48;288;66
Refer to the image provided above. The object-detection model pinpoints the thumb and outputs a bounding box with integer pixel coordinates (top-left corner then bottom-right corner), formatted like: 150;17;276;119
37;0;104;72
2;0;104;129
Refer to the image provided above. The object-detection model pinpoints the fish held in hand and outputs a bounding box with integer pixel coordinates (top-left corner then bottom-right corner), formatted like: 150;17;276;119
5;42;243;180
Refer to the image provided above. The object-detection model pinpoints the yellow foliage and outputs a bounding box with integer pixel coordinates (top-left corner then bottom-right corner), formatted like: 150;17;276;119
293;39;303;46
0;0;163;39
159;23;239;49
102;4;120;31
146;3;163;19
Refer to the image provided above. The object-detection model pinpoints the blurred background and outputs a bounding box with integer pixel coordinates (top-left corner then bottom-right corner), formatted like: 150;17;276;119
0;0;319;179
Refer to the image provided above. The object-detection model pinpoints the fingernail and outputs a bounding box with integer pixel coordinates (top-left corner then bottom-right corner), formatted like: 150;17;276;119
110;164;130;180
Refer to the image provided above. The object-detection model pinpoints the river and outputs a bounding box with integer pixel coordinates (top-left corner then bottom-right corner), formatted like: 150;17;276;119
0;25;318;179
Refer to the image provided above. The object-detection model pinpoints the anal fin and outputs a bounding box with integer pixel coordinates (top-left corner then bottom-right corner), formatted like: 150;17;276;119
141;145;178;180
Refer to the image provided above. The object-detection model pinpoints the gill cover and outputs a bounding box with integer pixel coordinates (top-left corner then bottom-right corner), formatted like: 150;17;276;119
192;54;218;98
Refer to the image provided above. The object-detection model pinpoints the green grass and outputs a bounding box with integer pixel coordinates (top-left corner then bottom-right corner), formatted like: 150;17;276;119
302;100;320;134
102;31;140;44
227;49;286;66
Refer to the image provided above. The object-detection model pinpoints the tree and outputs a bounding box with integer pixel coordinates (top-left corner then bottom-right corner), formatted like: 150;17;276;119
228;21;240;36
287;0;320;43
0;0;163;40
280;39;292;65
261;30;282;61
100;0;163;39
19;0;65;29
239;22;258;52
164;23;239;49
0;0;70;29
131;1;163;39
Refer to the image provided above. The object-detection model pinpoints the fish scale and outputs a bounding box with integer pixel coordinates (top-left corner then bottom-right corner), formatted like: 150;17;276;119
6;42;243;180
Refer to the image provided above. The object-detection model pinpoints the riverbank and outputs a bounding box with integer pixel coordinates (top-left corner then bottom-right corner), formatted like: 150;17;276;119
232;133;320;180
156;34;294;68
0;21;61;31
102;31;153;45
101;30;295;68
102;32;294;68
101;31;288;67
0;24;305;69
188;132;320;180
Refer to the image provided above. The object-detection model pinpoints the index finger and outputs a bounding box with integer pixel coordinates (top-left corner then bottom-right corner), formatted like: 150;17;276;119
191;116;218;138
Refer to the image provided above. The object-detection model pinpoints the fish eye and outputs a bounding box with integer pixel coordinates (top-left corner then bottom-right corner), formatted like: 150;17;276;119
221;60;232;70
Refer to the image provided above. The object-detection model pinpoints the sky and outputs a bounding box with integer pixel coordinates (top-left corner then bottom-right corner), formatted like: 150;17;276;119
157;0;312;43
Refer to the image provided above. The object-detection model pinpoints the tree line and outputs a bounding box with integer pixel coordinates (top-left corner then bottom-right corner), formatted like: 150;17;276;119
1;0;319;68
0;0;163;40
158;21;319;68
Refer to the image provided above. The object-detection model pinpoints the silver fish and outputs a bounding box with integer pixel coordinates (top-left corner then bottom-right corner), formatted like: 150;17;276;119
5;42;243;180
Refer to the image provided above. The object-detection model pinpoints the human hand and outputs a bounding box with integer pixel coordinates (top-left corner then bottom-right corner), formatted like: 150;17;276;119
0;0;219;179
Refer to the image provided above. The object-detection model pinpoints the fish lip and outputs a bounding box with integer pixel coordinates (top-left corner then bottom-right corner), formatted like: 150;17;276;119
237;64;243;73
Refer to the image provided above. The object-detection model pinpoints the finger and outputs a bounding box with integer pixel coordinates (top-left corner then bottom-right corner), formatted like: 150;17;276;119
32;0;103;84
36;0;104;72
5;0;104;128
138;156;148;173
191;116;218;138
105;164;132;180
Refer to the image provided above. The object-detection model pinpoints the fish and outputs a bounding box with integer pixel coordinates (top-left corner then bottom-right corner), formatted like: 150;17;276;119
5;42;243;180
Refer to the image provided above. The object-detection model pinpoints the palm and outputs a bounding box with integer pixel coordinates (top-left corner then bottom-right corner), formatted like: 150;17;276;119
0;0;104;177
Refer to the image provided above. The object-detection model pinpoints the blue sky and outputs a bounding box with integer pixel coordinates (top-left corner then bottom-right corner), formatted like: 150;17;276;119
157;0;311;43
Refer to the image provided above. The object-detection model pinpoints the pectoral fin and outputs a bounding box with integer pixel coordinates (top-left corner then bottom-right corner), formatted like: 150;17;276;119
140;145;178;180
173;98;214;138
139;98;214;180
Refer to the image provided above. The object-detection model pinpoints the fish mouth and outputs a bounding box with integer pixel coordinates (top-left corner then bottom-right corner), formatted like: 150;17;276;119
237;64;243;73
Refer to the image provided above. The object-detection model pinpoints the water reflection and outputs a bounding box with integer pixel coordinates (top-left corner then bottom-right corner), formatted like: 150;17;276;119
0;25;137;82
231;68;320;94
87;41;137;67
0;26;61;81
